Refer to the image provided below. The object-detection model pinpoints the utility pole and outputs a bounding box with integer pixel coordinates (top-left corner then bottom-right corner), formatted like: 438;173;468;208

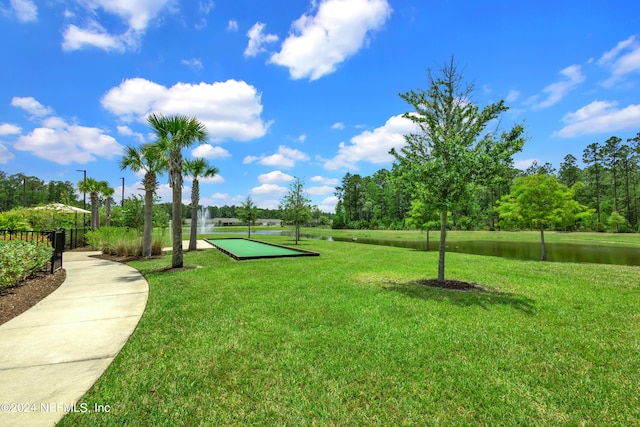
121;177;125;206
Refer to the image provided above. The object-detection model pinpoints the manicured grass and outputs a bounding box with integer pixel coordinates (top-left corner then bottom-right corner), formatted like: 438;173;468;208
60;236;640;425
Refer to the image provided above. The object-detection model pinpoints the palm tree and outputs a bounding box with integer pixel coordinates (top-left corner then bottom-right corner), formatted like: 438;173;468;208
120;144;167;257
148;113;208;268
184;158;219;251
102;184;115;227
78;177;104;229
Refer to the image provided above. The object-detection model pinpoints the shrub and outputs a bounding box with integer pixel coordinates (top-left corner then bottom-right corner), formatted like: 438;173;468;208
86;227;166;257
0;240;53;288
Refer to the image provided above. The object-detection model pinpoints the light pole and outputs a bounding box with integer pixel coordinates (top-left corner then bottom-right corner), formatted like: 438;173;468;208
22;177;26;207
121;177;125;206
76;169;86;227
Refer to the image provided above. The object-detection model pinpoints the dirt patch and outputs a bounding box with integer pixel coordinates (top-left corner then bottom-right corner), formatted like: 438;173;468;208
0;269;66;325
416;279;487;292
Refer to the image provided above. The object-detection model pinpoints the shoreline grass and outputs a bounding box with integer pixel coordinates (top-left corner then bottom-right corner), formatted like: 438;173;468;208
60;236;640;425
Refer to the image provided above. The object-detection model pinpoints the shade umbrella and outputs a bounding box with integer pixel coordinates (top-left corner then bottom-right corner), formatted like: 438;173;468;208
32;203;91;214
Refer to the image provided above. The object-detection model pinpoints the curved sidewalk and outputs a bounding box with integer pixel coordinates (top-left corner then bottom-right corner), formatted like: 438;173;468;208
0;251;148;427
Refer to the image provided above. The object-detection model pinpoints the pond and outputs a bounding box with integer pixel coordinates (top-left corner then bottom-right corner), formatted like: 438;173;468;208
197;228;640;266
325;236;640;266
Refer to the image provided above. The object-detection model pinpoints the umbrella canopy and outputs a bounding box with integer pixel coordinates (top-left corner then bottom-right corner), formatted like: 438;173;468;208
32;203;91;214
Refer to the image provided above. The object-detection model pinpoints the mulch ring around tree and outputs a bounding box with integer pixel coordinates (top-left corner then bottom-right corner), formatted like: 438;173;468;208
416;279;487;292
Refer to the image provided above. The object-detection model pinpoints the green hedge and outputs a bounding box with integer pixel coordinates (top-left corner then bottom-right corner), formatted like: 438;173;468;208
0;240;53;288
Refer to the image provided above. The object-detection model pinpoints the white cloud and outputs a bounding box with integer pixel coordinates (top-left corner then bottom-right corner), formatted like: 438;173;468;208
181;58;203;71
270;0;392;80
243;155;259;164
208;192;246;206
598;35;640;87
331;122;345;130
245;145;310;168
256;199;281;210
554;100;640;138
77;0;175;32
61;0;176;52
296;133;307;142
208;192;247;206
11;96;53;117
506;90;520;103
139;182;191;204
258;170;295;184
318;195;338;213
307;185;334;195
226;20;238;31
185;174;224;184
250;183;289;197
62;22;134;52
191;144;231;159
311;175;339;185
0;144;14;163
199;0;213;15
513;159;538;171
261;145;309;167
102;78;271;141
0;123;21;135
13;118;124;165
116;125;146;143
324;114;414;170
244;22;279;57
534;64;585;109
9;0;37;22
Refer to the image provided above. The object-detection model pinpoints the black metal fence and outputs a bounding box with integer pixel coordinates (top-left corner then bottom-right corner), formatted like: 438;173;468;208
0;228;72;274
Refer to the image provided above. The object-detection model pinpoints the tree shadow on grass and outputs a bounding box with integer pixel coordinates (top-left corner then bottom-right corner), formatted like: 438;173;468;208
384;280;536;315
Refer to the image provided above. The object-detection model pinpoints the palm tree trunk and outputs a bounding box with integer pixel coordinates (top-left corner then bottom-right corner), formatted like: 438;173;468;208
143;189;153;257
91;193;99;229
171;153;183;268
438;209;447;284
189;179;199;251
105;199;111;227
189;205;197;251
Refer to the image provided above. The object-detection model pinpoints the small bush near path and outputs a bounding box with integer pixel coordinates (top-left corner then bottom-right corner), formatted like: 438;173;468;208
0;240;53;288
86;227;165;257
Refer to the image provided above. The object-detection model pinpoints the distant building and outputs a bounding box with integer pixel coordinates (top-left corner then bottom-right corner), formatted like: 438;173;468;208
256;219;283;226
211;217;242;226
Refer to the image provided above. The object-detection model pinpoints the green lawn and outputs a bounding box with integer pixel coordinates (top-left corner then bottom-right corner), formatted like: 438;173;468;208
60;236;640;425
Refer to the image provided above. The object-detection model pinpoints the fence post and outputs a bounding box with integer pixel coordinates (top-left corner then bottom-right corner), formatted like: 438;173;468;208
50;229;65;273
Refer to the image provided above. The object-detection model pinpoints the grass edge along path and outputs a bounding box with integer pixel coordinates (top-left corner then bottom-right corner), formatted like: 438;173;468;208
59;236;640;426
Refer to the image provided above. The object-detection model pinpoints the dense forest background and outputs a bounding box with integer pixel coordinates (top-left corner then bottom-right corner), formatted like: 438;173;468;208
332;134;640;232
2;132;639;232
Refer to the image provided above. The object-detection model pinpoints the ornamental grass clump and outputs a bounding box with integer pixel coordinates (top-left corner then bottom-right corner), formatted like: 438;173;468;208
0;240;53;288
86;227;164;257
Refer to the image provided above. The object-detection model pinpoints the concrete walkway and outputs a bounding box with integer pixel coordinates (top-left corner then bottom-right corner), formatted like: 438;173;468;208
0;251;149;427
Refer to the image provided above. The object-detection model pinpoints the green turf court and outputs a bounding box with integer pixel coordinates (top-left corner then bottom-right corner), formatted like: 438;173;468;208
205;238;320;260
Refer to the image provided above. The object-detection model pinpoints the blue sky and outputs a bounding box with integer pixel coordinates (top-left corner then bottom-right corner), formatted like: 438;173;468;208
1;0;639;212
